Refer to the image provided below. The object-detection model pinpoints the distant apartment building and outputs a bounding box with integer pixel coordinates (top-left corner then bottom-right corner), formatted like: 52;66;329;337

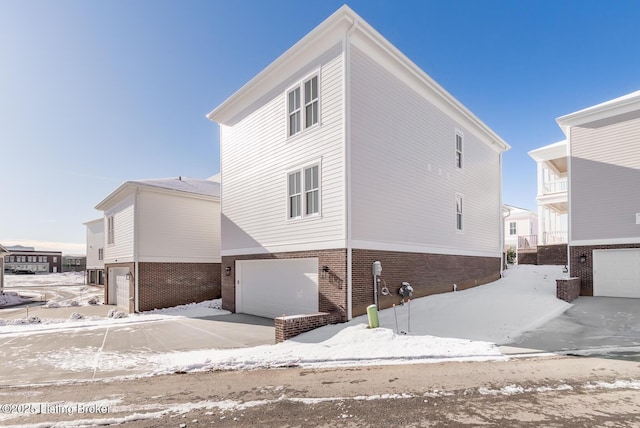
62;255;87;272
3;245;62;274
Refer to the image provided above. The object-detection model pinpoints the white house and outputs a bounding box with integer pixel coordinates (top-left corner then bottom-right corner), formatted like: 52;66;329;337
95;177;221;312
84;218;105;286
207;6;509;323
528;140;568;246
556;90;640;298
503;205;538;252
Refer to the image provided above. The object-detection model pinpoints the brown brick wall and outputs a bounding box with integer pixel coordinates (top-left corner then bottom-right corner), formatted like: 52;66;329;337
517;249;537;265
351;249;501;317
537;244;568;265
224;249;500;321
138;262;221;312
570;243;640;296
556;277;581;302
222;250;348;321
275;312;342;343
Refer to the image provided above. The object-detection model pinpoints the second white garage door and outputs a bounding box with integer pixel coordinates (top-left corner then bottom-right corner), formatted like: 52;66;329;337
236;258;319;319
593;249;640;298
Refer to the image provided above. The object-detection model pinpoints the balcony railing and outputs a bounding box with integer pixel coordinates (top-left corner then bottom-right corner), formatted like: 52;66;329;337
517;231;568;249
518;235;537;249
542;231;567;245
542;178;567;194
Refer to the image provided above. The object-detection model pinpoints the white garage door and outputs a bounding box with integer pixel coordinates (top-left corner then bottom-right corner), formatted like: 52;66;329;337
236;258;319;319
108;267;131;309
593;249;640;298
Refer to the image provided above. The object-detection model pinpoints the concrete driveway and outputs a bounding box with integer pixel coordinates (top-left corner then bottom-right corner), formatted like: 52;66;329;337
505;297;640;360
0;310;274;386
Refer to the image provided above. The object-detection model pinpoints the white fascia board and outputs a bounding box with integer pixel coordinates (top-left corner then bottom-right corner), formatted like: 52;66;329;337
96;181;219;211
528;140;567;162
207;5;355;125
83;218;104;226
556;90;640;134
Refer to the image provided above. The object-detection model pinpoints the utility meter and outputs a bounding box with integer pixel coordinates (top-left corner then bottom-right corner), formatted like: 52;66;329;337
372;261;382;276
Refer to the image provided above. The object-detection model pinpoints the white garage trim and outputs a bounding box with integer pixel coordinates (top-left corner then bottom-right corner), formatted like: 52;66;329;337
236;258;319;319
593;249;640;298
108;267;132;309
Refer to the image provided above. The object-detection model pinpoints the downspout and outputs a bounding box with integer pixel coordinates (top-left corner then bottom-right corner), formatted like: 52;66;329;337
134;189;140;313
344;17;358;321
565;128;572;276
499;152;505;275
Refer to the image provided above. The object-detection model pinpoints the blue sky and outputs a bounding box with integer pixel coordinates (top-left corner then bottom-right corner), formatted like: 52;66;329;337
2;0;640;254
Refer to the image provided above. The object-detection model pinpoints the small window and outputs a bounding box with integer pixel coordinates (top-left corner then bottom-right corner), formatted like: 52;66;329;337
288;163;320;219
288;87;301;137
10;256;15;262
98;248;104;261
107;215;115;245
53;256;57;263
509;222;517;235
288;171;302;219
456;194;463;231
287;73;319;137
455;132;463;169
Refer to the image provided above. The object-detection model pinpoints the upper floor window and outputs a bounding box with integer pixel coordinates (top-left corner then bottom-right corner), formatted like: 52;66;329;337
455;132;463;169
98;248;104;261
4;256;8;263
53;256;57;263
287;74;319;137
107;215;115;245
288;164;320;219
509;221;517;235
456;194;463;231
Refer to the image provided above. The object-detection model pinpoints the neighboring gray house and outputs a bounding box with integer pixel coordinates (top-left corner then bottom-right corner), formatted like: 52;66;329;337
207;6;509;323
555;90;640;298
95;177;221;313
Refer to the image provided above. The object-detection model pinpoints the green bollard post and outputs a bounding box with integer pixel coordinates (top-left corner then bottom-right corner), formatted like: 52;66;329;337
367;304;379;329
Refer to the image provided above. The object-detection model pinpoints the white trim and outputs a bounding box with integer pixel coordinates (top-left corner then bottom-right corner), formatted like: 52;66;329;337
455;129;464;170
285;159;323;222
351;239;501;259
344;18;356;321
570;237;640;247
285;69;322;140
455;192;464;233
221;239;347;257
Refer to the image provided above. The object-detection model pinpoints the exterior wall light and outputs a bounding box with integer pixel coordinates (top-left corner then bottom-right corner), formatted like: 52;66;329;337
579;254;587;263
125;271;133;281
225;266;232;276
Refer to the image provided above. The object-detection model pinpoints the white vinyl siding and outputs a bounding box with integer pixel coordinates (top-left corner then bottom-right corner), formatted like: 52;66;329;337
220;45;344;254
137;190;220;263
349;45;501;254
103;194;135;263
570;117;640;242
85;219;105;270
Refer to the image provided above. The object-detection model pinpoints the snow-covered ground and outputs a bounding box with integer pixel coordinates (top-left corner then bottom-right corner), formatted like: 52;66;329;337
0;265;572;378
2;271;102;308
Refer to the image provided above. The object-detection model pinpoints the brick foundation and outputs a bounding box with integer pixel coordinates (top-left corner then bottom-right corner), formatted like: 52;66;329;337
224;248;501;321
570;243;640;296
517;249;537;265
556;277;581;302
222;250;348;322
537;244;568;265
275;312;342;343
138;262;221;312
351;249;501;317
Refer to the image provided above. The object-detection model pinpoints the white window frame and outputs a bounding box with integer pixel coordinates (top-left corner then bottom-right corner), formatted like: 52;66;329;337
455;193;464;232
509;221;517;236
287;161;321;220
286;71;320;138
455;130;463;169
107;215;115;245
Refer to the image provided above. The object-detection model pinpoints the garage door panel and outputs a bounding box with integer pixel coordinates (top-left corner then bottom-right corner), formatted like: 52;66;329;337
237;258;319;319
594;249;640;298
